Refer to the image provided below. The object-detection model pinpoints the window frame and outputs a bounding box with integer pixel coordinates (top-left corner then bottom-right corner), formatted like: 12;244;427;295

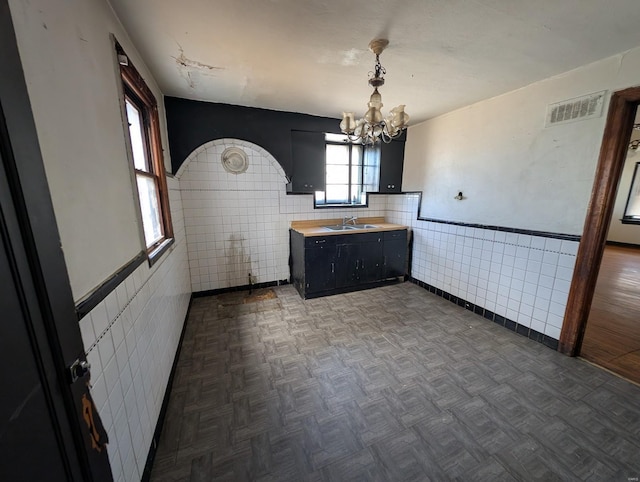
116;42;173;265
314;135;378;208
621;161;640;224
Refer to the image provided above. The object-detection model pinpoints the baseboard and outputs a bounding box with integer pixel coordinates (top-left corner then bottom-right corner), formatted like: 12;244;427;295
409;277;559;350
192;279;289;298
605;240;640;249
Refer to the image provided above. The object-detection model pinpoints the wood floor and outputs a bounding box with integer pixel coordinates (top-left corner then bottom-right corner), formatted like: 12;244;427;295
581;245;640;385
150;283;640;481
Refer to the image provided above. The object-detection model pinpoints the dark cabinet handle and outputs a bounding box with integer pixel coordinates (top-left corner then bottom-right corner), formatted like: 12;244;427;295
331;262;334;273
316;239;326;244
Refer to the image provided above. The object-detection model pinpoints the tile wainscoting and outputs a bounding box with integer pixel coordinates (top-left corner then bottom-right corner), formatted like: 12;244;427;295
177;143;577;345
177;139;387;293
385;193;579;343
78;177;191;482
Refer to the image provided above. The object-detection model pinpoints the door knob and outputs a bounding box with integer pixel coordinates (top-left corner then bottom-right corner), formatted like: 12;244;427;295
69;358;91;383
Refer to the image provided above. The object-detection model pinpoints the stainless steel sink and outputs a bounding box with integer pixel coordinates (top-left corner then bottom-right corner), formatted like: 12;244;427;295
323;225;357;231
323;224;378;231
351;224;378;229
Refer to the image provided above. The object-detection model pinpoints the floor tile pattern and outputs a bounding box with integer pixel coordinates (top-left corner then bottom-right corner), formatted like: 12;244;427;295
151;283;640;481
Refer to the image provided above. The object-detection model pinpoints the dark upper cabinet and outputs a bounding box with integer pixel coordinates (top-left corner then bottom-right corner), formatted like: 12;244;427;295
290;130;326;193
379;139;405;193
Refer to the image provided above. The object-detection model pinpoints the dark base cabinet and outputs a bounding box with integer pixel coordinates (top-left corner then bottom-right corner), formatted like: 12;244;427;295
383;230;408;278
290;229;408;299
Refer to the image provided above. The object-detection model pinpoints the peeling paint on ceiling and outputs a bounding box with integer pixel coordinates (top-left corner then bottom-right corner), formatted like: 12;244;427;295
108;0;640;123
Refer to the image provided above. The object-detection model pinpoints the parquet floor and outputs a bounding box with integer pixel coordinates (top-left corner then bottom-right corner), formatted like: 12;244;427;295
151;283;640;481
581;245;640;384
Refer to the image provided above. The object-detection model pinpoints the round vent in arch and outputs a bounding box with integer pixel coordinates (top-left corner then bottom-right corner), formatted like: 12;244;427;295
221;147;248;174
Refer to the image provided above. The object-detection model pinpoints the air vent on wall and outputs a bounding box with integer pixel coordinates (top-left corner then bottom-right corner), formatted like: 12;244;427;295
545;90;606;127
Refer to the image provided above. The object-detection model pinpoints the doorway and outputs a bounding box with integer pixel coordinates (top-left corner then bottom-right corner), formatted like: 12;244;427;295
560;88;640;380
580;109;640;383
580;243;640;383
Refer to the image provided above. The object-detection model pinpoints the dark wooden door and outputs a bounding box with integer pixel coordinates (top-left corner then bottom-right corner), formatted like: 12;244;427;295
0;216;74;480
1;3;112;479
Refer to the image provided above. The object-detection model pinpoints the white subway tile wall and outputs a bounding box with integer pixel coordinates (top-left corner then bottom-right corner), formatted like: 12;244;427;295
80;177;191;482
385;193;578;340
177;139;387;293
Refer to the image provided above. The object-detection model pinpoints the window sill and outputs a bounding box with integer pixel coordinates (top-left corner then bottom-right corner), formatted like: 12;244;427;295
315;203;369;209
620;218;640;225
147;237;174;267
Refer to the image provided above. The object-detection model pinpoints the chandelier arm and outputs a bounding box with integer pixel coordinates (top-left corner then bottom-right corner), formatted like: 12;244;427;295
380;125;398;144
380;126;392;144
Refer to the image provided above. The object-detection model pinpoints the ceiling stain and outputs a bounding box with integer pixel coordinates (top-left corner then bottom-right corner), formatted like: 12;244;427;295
173;47;224;91
174;50;223;72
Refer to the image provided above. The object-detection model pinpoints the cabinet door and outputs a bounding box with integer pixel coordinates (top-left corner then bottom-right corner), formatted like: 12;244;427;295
379;139;405;193
335;234;383;287
335;243;359;288
383;230;408;278
291;130;325;193
359;239;383;283
305;245;335;293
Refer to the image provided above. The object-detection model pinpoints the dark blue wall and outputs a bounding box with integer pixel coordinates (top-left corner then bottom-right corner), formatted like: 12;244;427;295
164;97;341;176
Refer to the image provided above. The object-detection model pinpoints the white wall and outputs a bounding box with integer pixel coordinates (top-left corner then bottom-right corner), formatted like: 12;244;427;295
404;46;640;235
178;138;388;293
8;0;172;301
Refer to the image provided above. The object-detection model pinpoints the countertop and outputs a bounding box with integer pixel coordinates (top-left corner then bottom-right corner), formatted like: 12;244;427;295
290;217;408;237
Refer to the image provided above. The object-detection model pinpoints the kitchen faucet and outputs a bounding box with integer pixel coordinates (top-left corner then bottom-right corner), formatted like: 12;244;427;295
342;216;358;225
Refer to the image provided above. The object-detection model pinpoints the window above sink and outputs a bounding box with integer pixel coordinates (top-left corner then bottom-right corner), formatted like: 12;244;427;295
314;133;380;208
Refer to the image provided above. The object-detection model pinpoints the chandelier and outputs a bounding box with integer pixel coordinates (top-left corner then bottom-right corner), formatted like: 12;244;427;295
340;39;409;144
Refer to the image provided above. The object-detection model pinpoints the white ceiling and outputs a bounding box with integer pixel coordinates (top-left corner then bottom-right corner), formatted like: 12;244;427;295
109;0;640;124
